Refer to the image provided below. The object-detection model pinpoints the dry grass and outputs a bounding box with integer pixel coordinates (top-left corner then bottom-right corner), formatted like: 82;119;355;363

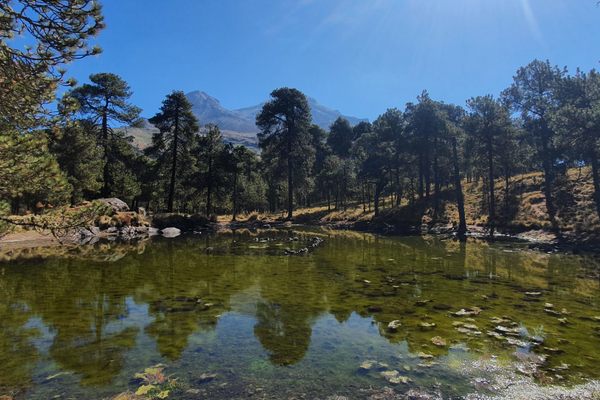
217;167;600;234
431;166;599;233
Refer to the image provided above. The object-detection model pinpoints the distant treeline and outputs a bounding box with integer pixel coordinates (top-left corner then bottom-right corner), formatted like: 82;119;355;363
2;2;600;237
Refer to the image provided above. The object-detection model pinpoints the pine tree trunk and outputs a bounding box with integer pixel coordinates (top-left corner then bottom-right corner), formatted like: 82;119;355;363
589;147;600;220
433;136;440;217
487;136;495;237
504;170;510;217
232;170;238;221
101;103;110;197
452;138;467;241
374;182;381;217
418;154;424;199
424;143;431;198
286;135;293;220
541;134;558;232
206;156;212;217
167;104;179;213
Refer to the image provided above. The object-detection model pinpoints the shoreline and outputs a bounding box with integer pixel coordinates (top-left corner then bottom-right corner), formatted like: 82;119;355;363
2;218;599;256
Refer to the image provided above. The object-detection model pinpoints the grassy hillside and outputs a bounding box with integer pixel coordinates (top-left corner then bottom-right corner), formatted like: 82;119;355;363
121;126;259;151
226;167;600;240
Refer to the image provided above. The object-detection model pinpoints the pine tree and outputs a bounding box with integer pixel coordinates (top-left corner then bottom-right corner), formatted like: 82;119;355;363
0;0;104;129
257;88;314;219
196;124;225;216
503;60;566;232
466;95;513;236
148;91;199;212
69;73;142;198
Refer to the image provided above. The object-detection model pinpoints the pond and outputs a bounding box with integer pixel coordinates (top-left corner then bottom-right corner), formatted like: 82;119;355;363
1;227;599;399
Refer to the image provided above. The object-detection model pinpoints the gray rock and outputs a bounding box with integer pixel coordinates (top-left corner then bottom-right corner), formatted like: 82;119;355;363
161;227;181;238
119;226;138;238
137;207;146;217
80;226;100;237
148;227;160;236
96;198;129;212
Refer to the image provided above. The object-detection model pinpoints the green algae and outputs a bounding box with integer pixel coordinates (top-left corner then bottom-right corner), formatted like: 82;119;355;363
0;228;599;399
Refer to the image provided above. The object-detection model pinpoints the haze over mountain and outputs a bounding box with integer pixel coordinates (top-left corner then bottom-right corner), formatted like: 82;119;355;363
127;91;367;151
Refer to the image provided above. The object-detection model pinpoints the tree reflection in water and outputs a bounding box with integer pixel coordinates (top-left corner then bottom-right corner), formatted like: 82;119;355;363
0;229;599;398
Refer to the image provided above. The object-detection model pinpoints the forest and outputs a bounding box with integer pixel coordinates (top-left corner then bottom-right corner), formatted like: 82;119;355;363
2;1;600;240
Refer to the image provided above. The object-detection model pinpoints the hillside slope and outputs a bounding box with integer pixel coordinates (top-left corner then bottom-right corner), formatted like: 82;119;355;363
235;167;600;245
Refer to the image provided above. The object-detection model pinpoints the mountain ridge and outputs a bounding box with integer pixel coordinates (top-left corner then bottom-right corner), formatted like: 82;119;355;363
129;90;368;150
184;90;368;132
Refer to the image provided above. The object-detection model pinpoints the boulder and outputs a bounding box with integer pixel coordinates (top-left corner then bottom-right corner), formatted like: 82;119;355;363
97;198;129;212
81;226;101;237
161;227;181;238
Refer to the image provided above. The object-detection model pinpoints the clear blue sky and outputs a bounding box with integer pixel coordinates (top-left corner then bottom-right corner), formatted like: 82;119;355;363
67;0;600;120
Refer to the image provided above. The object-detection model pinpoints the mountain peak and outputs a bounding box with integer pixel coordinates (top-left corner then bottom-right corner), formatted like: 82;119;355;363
185;90;222;106
183;90;367;133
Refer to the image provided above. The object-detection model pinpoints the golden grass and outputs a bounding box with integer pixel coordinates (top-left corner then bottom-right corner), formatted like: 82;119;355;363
217;167;600;233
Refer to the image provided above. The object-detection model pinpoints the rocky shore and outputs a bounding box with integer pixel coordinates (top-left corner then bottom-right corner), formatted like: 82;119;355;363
2;197;600;255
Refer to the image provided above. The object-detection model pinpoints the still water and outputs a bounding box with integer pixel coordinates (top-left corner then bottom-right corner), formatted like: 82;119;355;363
0;228;599;399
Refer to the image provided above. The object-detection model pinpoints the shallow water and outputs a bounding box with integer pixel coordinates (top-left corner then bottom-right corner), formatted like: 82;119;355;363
1;227;599;399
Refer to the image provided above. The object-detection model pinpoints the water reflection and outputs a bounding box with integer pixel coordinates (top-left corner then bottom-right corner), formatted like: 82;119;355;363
0;228;599;398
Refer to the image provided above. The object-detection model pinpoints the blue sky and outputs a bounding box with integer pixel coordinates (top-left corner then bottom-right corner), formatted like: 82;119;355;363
66;0;600;120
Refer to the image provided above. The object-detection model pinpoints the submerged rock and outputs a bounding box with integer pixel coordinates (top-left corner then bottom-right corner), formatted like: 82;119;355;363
494;325;521;337
450;343;469;352
415;299;431;307
490;316;513;325
545;308;562;316
198;372;217;384
451;307;482;317
525;291;543;297
380;370;409;384
358;360;377;372
387;320;402;332
419;322;436;330
544;347;564;354
455;322;482;336
430;336;447;347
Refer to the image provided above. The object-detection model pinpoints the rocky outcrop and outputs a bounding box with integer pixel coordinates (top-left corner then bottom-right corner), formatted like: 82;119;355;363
96;198;130;212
